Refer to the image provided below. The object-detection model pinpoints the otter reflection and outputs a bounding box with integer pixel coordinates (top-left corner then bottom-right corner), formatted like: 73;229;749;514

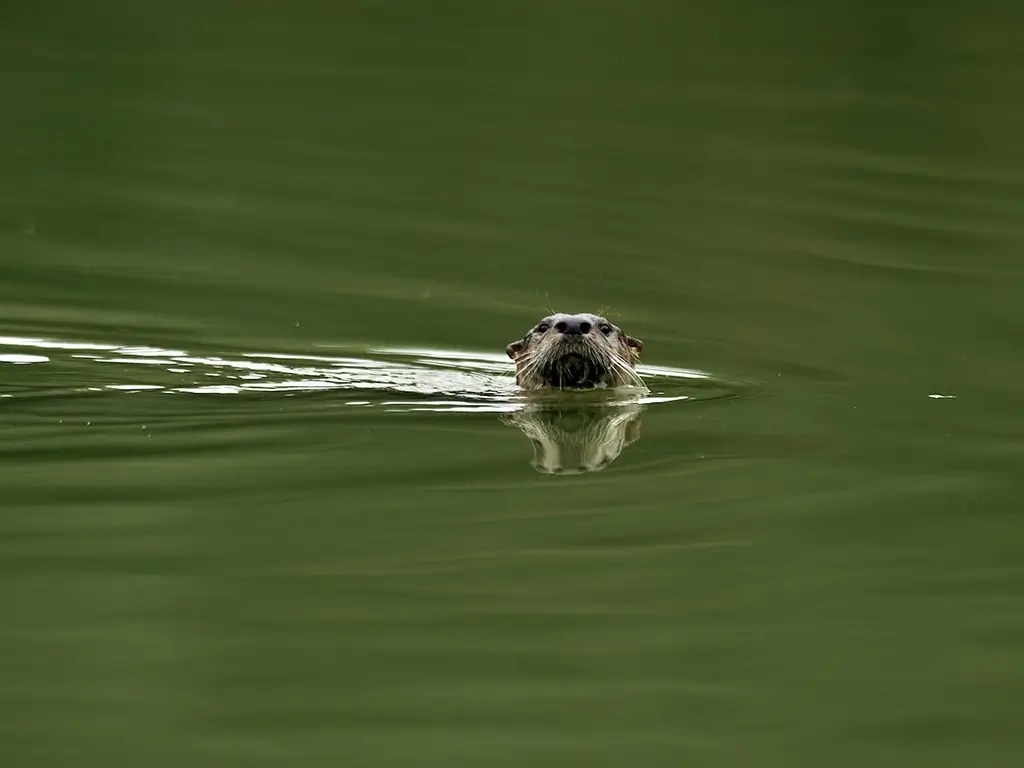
502;400;645;474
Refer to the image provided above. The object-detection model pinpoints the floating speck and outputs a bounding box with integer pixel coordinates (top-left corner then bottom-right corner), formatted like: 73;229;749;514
928;393;957;400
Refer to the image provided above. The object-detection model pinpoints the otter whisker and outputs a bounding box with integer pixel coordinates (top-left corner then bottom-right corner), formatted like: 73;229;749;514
520;352;544;377
616;354;644;381
606;354;642;388
613;357;646;388
516;351;546;390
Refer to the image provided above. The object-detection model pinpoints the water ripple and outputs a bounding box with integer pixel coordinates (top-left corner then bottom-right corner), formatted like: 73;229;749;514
0;334;757;413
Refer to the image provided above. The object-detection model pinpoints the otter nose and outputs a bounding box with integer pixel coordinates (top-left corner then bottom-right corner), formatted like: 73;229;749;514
554;317;592;336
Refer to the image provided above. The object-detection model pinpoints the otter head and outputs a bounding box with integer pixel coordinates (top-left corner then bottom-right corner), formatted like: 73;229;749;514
505;312;645;390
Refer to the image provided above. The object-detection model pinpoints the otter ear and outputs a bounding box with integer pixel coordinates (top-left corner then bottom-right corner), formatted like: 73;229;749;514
506;340;525;360
625;336;644;355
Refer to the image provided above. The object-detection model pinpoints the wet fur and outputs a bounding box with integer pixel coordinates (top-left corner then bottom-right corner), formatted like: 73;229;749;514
506;313;645;390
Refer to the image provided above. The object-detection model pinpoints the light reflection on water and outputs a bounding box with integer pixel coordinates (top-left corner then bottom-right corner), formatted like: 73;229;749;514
1;335;748;412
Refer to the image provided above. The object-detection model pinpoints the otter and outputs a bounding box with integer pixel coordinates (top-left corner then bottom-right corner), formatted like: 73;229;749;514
505;313;645;390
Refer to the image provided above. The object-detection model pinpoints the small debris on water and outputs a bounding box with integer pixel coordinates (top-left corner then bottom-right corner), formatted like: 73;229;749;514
928;393;956;400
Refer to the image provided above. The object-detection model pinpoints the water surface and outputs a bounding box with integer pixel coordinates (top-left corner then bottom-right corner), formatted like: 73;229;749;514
3;2;1024;766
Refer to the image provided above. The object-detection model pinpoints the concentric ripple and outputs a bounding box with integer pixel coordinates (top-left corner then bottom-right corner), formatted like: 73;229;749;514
0;334;757;413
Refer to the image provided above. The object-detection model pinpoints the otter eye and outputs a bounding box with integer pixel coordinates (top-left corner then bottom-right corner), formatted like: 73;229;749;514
599;323;613;335
536;323;550;333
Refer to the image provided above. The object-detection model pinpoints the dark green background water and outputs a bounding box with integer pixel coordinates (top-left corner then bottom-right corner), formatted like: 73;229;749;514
3;2;1023;765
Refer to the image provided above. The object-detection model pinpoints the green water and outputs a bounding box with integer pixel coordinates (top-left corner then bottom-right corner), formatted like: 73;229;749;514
3;2;1024;765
